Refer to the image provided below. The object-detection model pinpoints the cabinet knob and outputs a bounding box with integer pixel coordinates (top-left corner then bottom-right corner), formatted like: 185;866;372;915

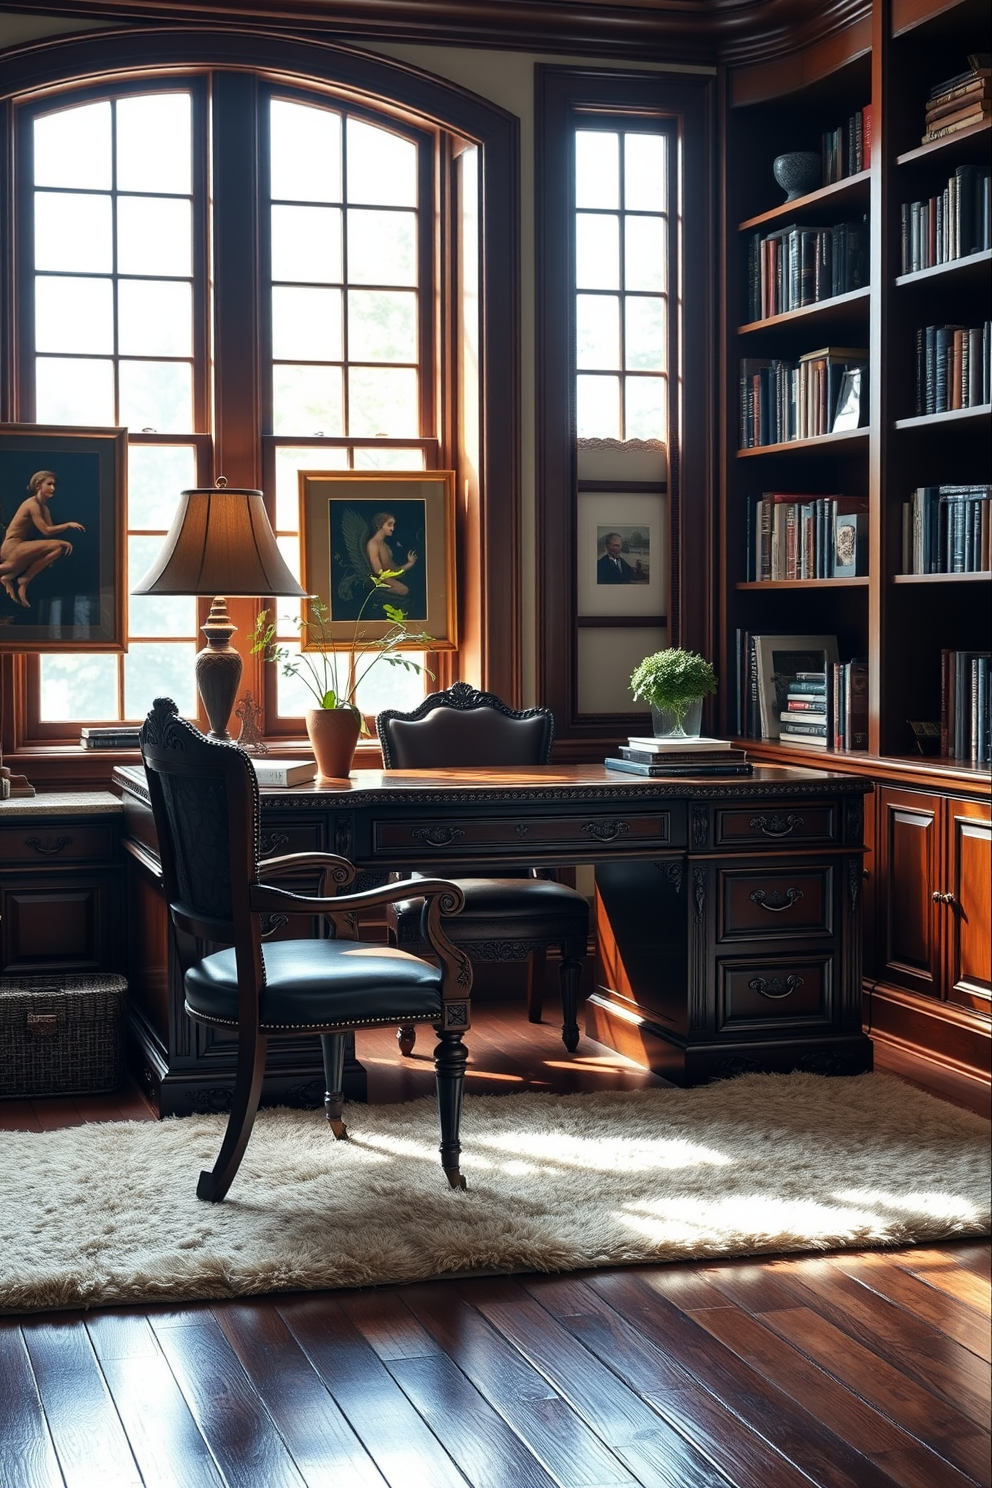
931;890;956;905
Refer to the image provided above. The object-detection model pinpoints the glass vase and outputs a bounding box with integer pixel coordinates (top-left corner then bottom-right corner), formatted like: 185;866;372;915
651;697;704;739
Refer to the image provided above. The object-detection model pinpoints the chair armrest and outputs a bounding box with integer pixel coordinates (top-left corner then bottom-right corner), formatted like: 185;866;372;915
256;851;356;889
248;876;464;917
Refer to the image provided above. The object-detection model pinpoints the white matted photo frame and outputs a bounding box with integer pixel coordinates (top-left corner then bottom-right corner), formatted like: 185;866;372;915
299;470;458;650
576;490;668;618
0;424;126;651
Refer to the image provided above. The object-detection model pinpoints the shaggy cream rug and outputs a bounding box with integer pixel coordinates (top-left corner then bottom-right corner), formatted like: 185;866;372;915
1;1073;988;1313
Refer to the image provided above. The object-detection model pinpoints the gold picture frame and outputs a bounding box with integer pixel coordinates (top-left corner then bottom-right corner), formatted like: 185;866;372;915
299;470;458;651
0;424;127;651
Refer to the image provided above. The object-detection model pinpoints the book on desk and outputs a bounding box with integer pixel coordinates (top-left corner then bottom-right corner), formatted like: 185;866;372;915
605;737;752;777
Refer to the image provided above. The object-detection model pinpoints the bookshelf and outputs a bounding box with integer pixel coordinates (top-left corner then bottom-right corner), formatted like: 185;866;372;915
721;0;990;1087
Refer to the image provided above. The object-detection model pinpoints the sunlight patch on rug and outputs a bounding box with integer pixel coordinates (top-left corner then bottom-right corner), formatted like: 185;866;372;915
0;1072;988;1313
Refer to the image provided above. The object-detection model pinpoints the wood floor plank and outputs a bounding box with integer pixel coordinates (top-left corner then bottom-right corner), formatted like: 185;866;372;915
0;1325;66;1488
214;1300;389;1488
278;1292;481;1488
895;1251;992;1314
467;1276;735;1488
149;1312;307;1488
690;1303;978;1488
755;1305;991;1488
98;1353;228;1488
941;1243;991;1281
21;1319;142;1488
721;1257;991;1428
827;1252;992;1361
524;1276;817;1488
0;1099;42;1132
398;1278;639;1487
385;1351;563;1488
588;1270;906;1488
339;1290;444;1361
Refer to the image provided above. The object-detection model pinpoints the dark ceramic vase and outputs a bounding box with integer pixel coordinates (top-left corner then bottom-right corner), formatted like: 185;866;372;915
772;151;822;202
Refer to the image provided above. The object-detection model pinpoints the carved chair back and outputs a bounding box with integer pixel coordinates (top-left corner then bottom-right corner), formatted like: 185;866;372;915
377;681;553;769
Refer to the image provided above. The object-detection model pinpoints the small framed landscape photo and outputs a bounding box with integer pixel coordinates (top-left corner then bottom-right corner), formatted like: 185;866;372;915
299;470;457;650
0;424;126;651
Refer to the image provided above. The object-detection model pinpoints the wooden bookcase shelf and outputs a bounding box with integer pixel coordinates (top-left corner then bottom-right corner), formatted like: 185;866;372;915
721;0;990;1084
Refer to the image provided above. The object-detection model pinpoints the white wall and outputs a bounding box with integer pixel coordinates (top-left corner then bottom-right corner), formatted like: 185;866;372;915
0;11;712;703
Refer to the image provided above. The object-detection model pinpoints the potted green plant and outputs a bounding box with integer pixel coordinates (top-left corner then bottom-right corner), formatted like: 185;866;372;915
251;569;433;779
629;648;718;738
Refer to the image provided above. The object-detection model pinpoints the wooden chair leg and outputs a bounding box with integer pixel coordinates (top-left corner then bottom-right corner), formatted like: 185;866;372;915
525;947;546;1022
433;1027;468;1190
397;1024;417;1056
196;1025;267;1203
320;1033;348;1138
558;955;583;1053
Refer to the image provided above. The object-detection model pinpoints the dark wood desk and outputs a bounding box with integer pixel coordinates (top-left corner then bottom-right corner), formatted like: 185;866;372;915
114;762;874;1114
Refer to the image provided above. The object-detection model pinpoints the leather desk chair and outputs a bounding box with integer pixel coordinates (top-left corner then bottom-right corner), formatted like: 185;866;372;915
140;696;473;1200
376;682;589;1054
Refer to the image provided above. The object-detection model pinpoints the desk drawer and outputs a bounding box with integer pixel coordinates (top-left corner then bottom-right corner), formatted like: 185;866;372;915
717;953;835;1033
718;863;834;941
0;824;116;865
712;802;838;850
372;810;673;860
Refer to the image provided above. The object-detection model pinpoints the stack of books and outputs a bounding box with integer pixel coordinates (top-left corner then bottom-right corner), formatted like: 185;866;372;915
744;217;868;323
922;57;991;145
941;650;992;763
739;347;868;448
899;163;991;274
821;105;872;183
746;492;868;580
901;484;991;574
79;726;140;750
779;663;869;751
605;737;753;777
914;322;992;414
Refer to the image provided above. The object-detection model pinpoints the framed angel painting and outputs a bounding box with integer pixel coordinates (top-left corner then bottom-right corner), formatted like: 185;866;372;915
299;470;458;650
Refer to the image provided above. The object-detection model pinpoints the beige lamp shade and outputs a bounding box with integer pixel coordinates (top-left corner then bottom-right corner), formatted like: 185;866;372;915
132;479;305;743
132;481;306;598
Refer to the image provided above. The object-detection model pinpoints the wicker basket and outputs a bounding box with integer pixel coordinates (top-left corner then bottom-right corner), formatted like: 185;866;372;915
0;974;127;1099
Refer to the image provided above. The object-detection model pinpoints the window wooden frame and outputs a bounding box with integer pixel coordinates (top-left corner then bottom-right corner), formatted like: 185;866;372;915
0;27;520;786
535;66;716;750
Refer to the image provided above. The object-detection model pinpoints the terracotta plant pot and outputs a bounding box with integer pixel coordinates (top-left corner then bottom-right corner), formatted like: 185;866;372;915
305;707;361;781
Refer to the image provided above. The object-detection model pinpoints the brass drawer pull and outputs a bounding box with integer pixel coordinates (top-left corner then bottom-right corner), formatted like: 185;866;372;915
24;835;72;856
749;887;804;913
411;825;466;847
749;814;804;837
748;974;804;999
581;820;631;843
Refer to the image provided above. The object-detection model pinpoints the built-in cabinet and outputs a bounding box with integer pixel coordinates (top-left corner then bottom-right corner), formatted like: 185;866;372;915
720;0;991;1087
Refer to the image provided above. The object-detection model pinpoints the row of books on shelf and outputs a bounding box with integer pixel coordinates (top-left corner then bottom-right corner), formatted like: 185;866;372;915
745;494;867;581
734;632;868;752
922;57;991;145
901;485;991;575
913;322;992;414
899;164;991;274
739;348;866;448
744;218;867;322
821;106;871;183
604;736;752;777
941;649;991;765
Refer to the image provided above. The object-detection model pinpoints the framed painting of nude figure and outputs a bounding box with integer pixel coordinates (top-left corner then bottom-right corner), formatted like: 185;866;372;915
299;470;458;650
0;424;126;651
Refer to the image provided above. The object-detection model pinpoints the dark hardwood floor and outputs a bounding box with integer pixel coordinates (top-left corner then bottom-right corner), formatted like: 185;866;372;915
1;1000;988;1488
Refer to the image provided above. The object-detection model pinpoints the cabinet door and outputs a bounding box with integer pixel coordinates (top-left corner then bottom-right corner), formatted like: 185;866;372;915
0;873;121;974
876;787;941;999
944;798;991;1016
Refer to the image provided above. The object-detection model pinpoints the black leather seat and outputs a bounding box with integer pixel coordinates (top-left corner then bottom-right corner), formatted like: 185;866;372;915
376;682;589;1053
140;696;473;1201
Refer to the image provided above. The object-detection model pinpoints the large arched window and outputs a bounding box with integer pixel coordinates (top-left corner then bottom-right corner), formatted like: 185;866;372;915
0;31;517;773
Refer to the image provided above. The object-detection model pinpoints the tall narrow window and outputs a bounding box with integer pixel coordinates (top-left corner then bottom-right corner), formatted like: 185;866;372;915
31;90;202;727
574;129;669;443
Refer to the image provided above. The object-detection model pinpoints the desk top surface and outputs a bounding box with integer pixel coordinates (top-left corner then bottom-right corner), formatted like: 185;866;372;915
114;762;873;803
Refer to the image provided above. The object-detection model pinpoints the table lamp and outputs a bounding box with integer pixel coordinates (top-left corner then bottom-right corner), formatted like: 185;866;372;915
132;477;306;741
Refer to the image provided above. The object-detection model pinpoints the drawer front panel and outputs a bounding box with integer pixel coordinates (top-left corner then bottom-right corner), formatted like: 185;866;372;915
258;821;324;859
0;824;116;865
719;864;834;941
718;954;835;1033
713;803;838;850
372;811;673;859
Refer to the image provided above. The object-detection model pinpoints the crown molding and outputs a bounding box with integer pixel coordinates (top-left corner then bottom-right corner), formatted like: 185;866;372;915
11;0;873;68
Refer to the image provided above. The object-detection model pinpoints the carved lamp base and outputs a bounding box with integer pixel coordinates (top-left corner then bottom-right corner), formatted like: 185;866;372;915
195;597;243;742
